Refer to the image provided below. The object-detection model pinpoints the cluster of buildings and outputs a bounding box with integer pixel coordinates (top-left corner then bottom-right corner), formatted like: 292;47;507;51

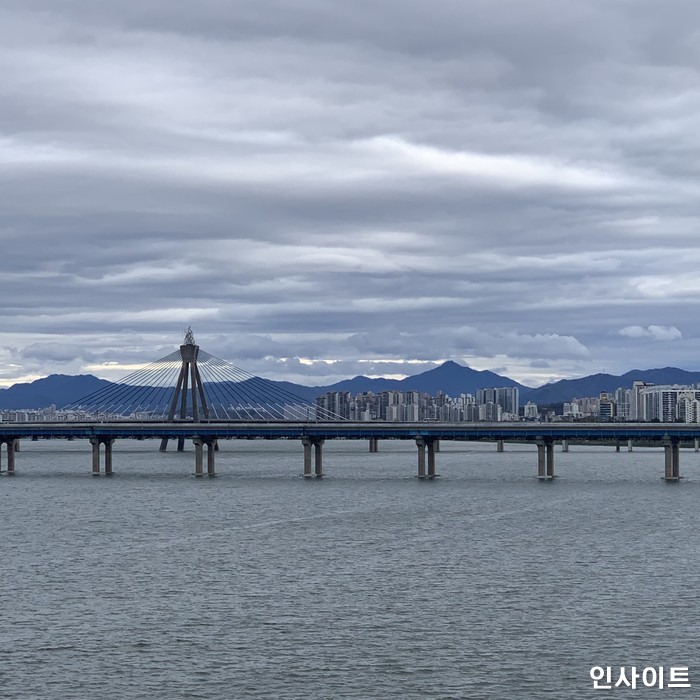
563;382;700;423
5;382;700;424
0;405;99;422
317;381;700;423
315;387;520;422
1;406;58;422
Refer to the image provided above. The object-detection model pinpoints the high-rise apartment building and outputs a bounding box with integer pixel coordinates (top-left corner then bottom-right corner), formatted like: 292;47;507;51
629;381;653;420
614;387;630;420
599;392;615;421
524;401;538;419
477;387;519;415
640;385;700;422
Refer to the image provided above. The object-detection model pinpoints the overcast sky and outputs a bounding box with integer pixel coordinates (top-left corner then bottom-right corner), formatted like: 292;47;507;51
2;0;700;388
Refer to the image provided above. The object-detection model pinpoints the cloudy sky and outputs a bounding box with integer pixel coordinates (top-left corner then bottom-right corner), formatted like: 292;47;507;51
2;0;700;388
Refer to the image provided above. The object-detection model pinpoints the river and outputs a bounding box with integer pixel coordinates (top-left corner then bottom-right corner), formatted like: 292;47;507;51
2;439;698;698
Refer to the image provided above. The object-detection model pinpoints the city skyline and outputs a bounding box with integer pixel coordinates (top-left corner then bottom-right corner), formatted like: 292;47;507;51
5;355;700;415
10;378;700;424
3;2;700;388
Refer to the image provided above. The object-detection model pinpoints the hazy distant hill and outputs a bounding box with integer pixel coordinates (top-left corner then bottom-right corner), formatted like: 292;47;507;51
0;362;525;410
323;360;525;395
3;362;700;410
524;367;700;405
0;374;112;410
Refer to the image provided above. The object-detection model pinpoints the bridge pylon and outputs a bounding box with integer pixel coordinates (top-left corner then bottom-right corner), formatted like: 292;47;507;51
160;327;210;452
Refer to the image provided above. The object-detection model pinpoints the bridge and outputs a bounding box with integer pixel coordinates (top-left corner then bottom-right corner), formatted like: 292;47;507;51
0;420;696;480
0;329;695;481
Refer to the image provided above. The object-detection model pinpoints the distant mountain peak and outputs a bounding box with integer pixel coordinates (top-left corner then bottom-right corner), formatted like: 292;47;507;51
6;363;700;412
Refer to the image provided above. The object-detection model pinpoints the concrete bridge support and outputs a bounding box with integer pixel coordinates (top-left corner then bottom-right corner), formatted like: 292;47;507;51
416;439;437;479
314;439;324;478
193;438;217;477
369;437;379;453
5;440;15;474
302;438;324;478
159;436;187;452
207;440;216;476
695;439;699;453
416;438;426;478
496;439;504;452
628;439;633;452
561;439;569;453
90;437;114;475
194;440;203;475
664;440;680;481
427;439;437;478
537;439;555;479
0;439;18;474
302;438;312;477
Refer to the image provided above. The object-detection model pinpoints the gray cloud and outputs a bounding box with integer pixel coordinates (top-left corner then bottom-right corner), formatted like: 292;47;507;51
619;325;683;341
2;1;700;387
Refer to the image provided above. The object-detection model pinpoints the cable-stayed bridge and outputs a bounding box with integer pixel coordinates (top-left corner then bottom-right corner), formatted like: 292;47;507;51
0;329;698;481
63;327;338;424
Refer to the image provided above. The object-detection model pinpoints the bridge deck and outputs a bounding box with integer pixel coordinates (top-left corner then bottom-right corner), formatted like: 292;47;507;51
0;421;698;441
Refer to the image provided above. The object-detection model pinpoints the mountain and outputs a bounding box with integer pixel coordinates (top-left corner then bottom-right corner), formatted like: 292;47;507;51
402;360;525;393
525;367;700;405
0;374;112;410
316;360;525;396
522;373;622;405
4;363;700;411
619;367;700;386
0;362;526;410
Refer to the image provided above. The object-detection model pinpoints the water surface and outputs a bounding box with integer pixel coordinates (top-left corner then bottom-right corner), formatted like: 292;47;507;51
2;439;698;698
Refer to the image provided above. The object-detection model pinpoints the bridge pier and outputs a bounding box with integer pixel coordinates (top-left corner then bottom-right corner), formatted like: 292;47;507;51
537;439;555;479
105;440;113;475
207;439;216;476
8;440;16;473
302;438;312;477
561;439;569;453
427;439;437;478
547;440;555;478
496;439;504;452
664;440;680;481
90;437;114;475
193;438;217;477
416;438;426;478
415;438;437;478
158;436;188;453
369;437;379;452
628;438;633;452
6;440;15;473
0;439;18;474
301;438;324;477
314;439;324;478
194;439;203;476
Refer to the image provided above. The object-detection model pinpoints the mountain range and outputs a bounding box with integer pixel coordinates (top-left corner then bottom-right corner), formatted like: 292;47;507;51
2;362;700;410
